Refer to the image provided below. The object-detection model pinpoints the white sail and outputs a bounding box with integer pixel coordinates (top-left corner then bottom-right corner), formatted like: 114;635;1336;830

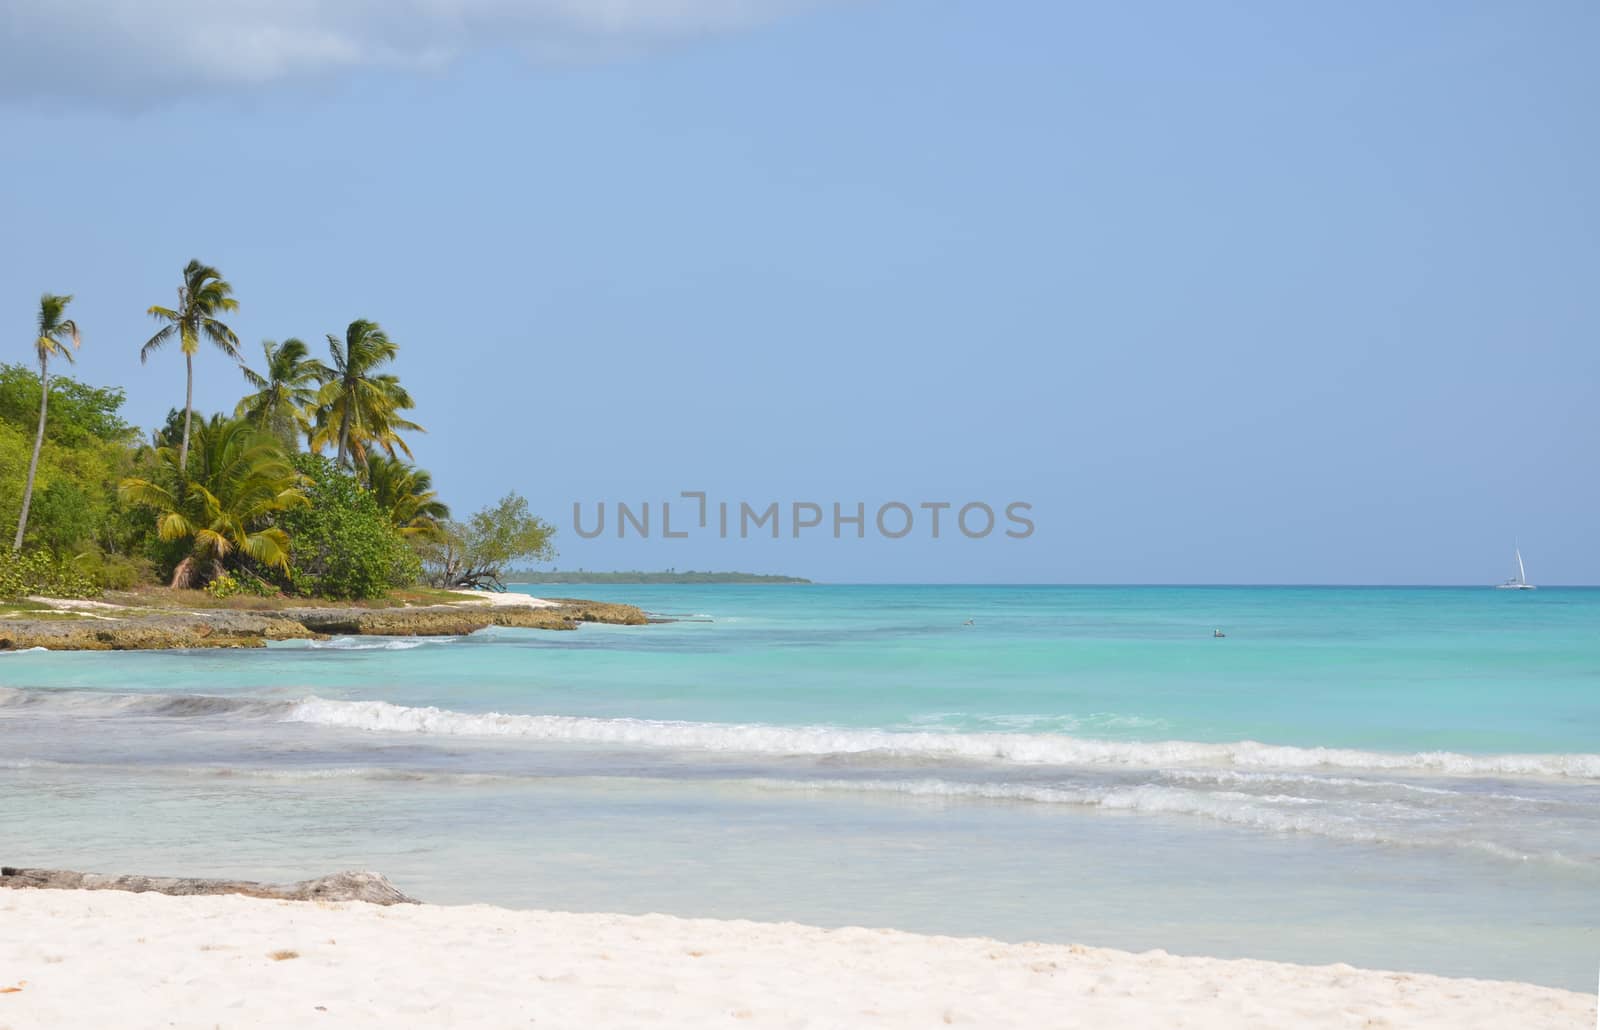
1496;546;1536;589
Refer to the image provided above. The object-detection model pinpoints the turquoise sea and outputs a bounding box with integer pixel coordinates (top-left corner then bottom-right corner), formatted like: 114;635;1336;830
2;585;1596;989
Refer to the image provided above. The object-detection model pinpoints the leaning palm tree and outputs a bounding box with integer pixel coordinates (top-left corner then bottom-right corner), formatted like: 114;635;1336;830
365;454;451;540
12;294;81;552
236;338;329;449
118;416;306;588
141;260;242;471
311;319;423;469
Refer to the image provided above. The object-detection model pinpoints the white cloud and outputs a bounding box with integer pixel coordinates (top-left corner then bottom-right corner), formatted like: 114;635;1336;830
0;0;816;106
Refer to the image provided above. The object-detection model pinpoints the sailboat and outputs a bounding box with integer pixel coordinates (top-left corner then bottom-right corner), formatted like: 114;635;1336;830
1495;547;1536;590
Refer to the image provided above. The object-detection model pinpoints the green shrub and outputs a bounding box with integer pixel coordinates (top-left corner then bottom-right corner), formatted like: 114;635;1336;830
73;549;155;591
390;543;423;591
276;454;418;600
28;480;97;556
205;569;276;598
0;549;99;600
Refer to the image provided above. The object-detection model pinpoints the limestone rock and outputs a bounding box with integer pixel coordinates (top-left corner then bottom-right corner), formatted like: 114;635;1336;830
0;866;419;905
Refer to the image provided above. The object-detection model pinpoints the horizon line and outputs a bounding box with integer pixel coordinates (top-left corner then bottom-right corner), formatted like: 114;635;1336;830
516;580;1600;589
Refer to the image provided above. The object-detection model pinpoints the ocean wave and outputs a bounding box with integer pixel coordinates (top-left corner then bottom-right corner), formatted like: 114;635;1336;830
739;777;1596;867
8;686;1598;781
154;763;515;784
1160;768;1462;795
3;745;1590;867
0;755;517;785
898;711;1167;734
0;646;49;655
0;686;279;718
306;637;435;651
279;697;1600;780
1158;769;1583;808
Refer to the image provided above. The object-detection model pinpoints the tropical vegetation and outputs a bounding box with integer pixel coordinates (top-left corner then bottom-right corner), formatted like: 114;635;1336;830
275;454;419;599
141;260;242;471
419;494;556;591
236;339;327;449
365;454;450;540
311;319;422;468
117;416;306;589
12;294;81;553
1;260;558;601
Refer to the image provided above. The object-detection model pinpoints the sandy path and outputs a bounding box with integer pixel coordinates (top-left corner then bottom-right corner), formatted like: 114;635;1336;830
0;890;1590;1029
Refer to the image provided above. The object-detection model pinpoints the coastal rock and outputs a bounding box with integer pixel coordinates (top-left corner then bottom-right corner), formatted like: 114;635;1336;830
282;606;498;636
0;597;648;650
0;611;316;651
0;867;418;906
280;600;648;635
538;599;652;626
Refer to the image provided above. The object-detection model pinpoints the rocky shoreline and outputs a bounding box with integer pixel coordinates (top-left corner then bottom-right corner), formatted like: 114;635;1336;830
1;866;418;905
0;597;650;651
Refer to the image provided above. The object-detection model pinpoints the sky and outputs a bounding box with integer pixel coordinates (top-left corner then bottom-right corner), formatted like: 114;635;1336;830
1;0;1595;584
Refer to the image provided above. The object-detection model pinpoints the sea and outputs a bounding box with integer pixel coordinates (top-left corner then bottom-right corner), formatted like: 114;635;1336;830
2;585;1596;990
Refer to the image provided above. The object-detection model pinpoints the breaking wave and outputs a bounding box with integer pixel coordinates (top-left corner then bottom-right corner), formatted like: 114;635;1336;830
737;777;1596;867
306;637;435;651
279;697;1600;780
0;686;276;718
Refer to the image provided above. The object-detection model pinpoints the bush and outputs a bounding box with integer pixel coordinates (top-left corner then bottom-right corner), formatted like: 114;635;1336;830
0;549;99;600
205;570;276;599
28;480;96;556
389;543;423;592
73;549;155;591
276;454;418;600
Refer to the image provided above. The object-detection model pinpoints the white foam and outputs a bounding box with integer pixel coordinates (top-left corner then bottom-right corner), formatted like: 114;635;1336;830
307;637;435;651
1160;768;1462;795
279;697;1600;780
899;711;1167;733
737;777;1594;867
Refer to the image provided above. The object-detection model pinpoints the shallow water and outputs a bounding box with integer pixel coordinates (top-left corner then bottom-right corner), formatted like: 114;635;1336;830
2;585;1596;989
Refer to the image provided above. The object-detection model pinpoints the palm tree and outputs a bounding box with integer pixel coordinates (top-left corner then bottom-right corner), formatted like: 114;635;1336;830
312;319;423;468
118;416;306;588
236;339;329;449
365;454;451;540
141;260;242;472
12;294;81;553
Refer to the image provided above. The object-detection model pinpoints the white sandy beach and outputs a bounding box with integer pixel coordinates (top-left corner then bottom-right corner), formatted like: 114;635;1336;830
449;589;560;608
0;890;1590;1029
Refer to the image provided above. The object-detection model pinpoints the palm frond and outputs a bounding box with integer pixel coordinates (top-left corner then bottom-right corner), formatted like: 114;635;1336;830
243;527;292;571
202;318;242;359
155;511;195;542
140;322;177;362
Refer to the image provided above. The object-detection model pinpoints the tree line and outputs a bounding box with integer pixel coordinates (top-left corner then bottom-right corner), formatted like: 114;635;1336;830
2;260;553;599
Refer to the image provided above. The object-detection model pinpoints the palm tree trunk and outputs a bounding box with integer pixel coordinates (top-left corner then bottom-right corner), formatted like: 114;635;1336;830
12;361;50;553
336;402;351;468
179;352;194;473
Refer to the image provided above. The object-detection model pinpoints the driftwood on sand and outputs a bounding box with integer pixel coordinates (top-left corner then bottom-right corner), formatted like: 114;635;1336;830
0;867;418;906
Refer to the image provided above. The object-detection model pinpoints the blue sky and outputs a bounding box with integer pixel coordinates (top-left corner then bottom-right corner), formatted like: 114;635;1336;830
2;1;1595;583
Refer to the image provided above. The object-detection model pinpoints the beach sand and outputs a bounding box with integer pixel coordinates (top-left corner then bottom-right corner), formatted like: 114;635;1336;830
0;890;1591;1029
449;589;560;608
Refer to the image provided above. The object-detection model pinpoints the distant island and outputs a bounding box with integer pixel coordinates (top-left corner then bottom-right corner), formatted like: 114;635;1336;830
506;570;811;585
